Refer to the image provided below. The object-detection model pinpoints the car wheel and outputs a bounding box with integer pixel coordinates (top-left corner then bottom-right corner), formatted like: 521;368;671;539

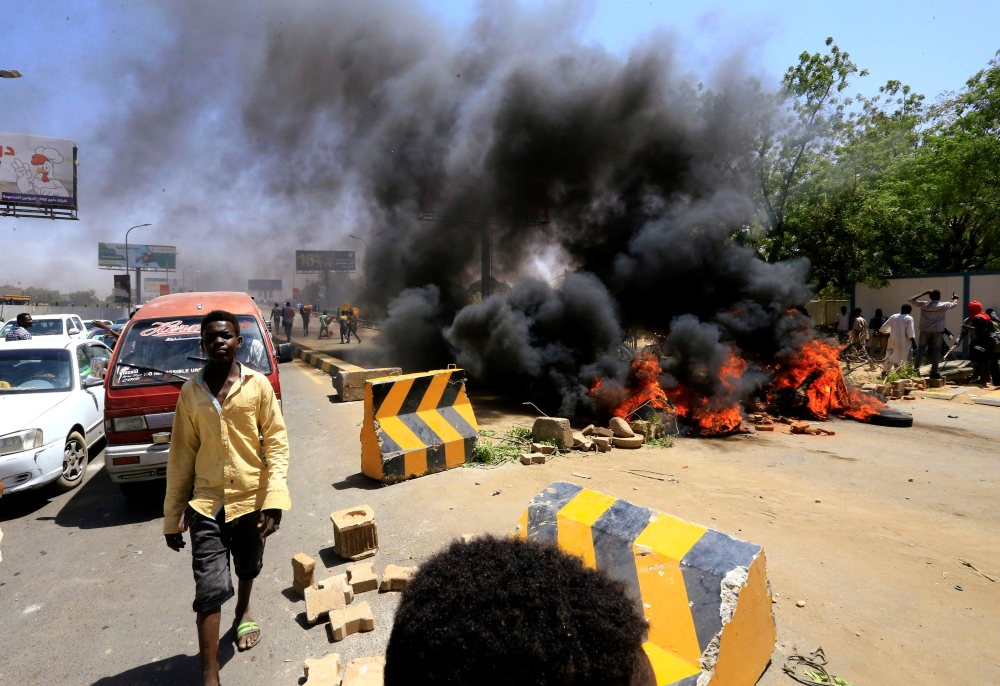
54;431;89;491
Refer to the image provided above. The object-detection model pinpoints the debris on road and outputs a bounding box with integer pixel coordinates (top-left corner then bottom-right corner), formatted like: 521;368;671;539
303;652;342;685
570;472;591;479
783;647;854;686
611;435;643;449
609;416;635;438
959;558;996;582
318;574;355;604
343;656;385;686
328;601;375;642
292;553;318;597
345;561;378;594
531;416;574;448
331;505;378;560
520;452;550;465
379;564;416;592
306;583;347;624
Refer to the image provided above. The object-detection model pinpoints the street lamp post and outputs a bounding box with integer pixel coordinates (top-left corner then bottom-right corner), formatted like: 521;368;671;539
0;70;22;79
124;223;151;307
347;234;369;318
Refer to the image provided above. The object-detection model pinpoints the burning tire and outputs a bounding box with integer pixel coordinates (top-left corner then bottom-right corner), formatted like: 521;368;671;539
869;408;913;428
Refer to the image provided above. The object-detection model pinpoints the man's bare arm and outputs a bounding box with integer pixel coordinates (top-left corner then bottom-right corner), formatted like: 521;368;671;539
909;289;931;302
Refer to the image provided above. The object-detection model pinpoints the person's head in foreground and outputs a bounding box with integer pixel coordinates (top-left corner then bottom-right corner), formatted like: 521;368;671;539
929;289;941;301
901;304;912;315
384;535;655;686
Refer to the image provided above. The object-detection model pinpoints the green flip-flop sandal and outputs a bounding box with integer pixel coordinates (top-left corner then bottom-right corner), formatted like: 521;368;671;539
234;619;261;652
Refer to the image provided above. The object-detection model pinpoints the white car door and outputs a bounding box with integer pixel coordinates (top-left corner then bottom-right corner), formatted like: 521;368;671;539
74;343;104;446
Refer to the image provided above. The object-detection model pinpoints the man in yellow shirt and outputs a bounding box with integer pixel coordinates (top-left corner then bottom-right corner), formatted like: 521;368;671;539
163;310;290;686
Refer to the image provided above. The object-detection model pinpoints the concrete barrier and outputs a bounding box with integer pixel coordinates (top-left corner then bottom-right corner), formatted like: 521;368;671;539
360;369;478;483
518;482;775;686
290;343;400;401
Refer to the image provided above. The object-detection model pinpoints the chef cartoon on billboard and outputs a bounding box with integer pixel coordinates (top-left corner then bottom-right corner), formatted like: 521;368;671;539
0;132;77;208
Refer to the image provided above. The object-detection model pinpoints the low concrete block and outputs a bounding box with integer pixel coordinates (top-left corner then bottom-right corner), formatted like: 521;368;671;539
519;482;776;686
304;653;342;686
331;505;379;561
306;583;347;624
292;553;318;597
790;421;810;434
612;435;643;449
318;574;355;605
342;656;385;686
531;442;556;454
346;561;378;594
590;426;614;437
609;417;635;438
328;601;375;642
379;564;416;592
521;452;549;465
572;431;594;451
591;436;612;450
531;417;573;449
335;367;402;402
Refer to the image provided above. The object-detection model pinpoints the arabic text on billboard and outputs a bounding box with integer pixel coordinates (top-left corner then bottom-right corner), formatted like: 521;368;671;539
248;279;283;291
98;243;177;270
0;132;77;209
295;250;355;273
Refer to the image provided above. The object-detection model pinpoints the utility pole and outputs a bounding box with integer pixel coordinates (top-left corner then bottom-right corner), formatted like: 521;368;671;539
124;223;151;306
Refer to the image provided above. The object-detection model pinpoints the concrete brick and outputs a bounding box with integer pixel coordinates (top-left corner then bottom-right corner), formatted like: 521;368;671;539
611;435;643;449
928;378;947;388
520;452;549;465
342;656;385;686
318;574;355;605
331;505;378;561
589;426;614;437
327;601;375;642
755;424;774;432
292;553;318;597
306;583;347;624
580;424;596;435
531;417;573;449
530;442;556;454
379;564;416;592
572;431;594;451
304;653;342;686
346;561;378;594
591;436;612;449
790;421;810;434
335;367;402;402
609;417;635;438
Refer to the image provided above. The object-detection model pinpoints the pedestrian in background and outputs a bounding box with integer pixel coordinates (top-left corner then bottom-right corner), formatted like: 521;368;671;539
879;304;917;372
5;313;32;341
836;305;850;344
281;301;295;343
909;289;959;379
300;304;311;336
956;300;998;386
349;307;362;343
868;308;887;337
270;303;281;335
163;310;290;685
318;310;330;339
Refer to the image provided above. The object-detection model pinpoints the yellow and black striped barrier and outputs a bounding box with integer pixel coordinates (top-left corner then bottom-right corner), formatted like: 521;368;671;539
360;368;478;483
518;482;775;686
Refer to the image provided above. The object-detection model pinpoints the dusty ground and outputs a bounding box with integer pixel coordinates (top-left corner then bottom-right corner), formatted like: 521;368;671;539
1;358;997;684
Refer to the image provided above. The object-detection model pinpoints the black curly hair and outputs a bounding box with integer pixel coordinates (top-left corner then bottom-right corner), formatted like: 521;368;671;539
200;309;240;336
384;535;653;686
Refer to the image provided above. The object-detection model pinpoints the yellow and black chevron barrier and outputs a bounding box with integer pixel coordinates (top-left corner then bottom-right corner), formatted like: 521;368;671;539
517;482;775;686
361;368;478;483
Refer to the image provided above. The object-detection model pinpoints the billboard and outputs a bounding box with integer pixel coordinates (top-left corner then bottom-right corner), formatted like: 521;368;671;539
113;274;131;304
0;132;77;210
295;250;355;273
98;243;177;271
248;279;282;291
142;277;169;301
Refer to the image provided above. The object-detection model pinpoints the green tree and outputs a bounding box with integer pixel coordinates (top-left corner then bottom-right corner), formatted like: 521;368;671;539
68;289;99;306
24;286;61;304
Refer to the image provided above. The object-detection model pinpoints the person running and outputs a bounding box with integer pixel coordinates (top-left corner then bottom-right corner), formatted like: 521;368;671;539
270;303;281;336
163;310;290;686
338;302;351;344
909;289;960;379
5;313;33;341
280;301;295;343
318;310;330;339
348;307;362;343
836;305;850;344
879;305;917;372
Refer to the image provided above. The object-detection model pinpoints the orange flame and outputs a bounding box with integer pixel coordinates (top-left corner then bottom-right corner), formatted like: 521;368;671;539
772;339;884;421
665;349;746;434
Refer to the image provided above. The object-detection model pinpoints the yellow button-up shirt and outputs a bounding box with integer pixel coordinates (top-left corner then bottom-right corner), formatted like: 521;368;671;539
163;364;290;534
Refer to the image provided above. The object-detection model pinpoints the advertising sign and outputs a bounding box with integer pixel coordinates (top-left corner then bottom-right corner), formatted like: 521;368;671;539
98;242;177;271
142;277;169;301
0;132;78;212
248;279;282;291
295;250;355;273
113;274;131;304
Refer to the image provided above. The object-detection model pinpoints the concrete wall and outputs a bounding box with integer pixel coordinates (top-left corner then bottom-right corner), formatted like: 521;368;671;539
0;304;129;321
969;274;1000;314
855;275;966;334
804;300;850;327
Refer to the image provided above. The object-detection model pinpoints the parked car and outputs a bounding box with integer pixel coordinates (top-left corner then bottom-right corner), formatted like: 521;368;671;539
0;338;112;493
102;292;283;497
88;324;124;349
83;319;114;331
0;314;88;341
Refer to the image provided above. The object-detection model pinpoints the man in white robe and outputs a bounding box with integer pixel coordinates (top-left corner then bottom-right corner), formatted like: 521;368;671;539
879;304;917;371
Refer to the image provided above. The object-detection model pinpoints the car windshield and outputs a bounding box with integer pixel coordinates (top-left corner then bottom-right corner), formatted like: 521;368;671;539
0;349;73;393
111;315;271;388
0;319;65;337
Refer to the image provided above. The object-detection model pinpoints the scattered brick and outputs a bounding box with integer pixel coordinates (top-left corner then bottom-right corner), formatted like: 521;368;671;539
292;553;318;597
531;417;573;449
609;417;636;438
304;653;342;686
327;601;375;642
330;505;378;561
318;574;354;605
306;583;347;624
790;421;810;434
572;431;594;451
520;452;549;465
611;435;643;449
342;656;385;686
580;424;596;436
346;561;378;594
755;425;774;432
591;436;612;452
379;564;416;592
530;442;556;454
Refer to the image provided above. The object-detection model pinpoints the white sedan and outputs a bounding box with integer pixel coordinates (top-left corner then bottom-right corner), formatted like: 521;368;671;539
0;338;112;493
0;314;89;341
